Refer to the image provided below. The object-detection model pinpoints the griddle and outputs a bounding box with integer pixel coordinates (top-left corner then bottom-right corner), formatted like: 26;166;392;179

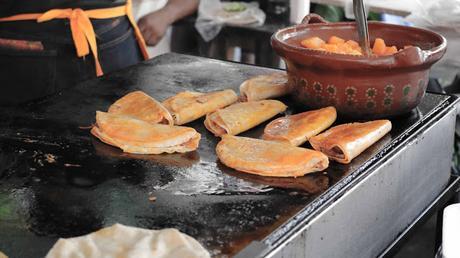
0;53;456;258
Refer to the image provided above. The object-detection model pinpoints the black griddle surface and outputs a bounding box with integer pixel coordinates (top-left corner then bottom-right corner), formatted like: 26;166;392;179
0;53;454;258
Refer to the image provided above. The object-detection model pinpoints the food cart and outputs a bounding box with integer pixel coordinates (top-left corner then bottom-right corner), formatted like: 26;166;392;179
0;53;458;257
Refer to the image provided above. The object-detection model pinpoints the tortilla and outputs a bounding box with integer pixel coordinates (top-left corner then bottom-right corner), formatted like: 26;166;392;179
45;224;210;258
224;169;329;194
216;135;329;177
91;111;200;154
239;73;290;101
204;100;287;136
263;106;337;146
92;138;200;167
310;120;392;164
108;91;173;125
162;90;238;125
0;251;7;258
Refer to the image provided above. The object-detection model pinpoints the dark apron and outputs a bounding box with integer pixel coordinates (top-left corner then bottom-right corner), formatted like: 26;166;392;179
0;3;143;105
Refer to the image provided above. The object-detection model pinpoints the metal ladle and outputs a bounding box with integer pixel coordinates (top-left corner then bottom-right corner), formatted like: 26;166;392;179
353;0;372;56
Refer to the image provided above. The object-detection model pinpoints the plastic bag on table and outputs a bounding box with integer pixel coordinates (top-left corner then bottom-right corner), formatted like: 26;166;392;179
195;0;266;42
405;0;460;81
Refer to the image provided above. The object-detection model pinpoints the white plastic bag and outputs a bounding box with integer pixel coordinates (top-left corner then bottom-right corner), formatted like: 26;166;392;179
195;0;266;42
406;0;460;80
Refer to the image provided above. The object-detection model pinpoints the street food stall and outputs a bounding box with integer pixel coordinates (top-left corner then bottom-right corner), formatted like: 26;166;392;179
0;49;458;257
0;0;459;255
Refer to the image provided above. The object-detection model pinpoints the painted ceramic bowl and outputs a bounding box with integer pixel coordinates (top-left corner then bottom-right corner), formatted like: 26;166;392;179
271;14;447;118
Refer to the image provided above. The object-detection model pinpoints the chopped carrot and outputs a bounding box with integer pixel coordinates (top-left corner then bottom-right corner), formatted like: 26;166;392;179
328;36;345;44
346;41;363;53
372;38;387;56
300;37;325;49
322;43;339;52
349;50;363;56
353;46;363;54
300;36;404;56
384;46;398;55
337;43;353;54
346;40;360;49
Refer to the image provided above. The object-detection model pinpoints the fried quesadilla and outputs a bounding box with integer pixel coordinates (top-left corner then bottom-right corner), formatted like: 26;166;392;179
162;90;238;125
263;106;337;146
239;73;290;101
92;138;200;167
108;91;173;125
224;169;330;194
310;120;392;164
91;111;200;154
205;100;287;136
216;135;329;177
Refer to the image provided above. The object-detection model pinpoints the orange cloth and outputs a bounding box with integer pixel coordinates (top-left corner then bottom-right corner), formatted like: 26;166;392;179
0;0;149;76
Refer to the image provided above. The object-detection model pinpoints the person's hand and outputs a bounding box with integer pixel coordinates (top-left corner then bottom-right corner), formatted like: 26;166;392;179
138;10;172;46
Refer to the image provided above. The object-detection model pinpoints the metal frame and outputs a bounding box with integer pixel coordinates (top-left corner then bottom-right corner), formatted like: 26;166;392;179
379;174;460;257
236;94;459;258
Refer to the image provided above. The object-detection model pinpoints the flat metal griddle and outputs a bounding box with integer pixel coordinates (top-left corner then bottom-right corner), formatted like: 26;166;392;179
0;53;455;258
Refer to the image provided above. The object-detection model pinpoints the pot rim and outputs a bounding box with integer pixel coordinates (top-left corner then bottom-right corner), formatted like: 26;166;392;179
271;21;447;68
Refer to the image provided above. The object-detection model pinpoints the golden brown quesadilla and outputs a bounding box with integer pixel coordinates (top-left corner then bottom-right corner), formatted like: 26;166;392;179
162;90;238;125
239;73;290;101
108;91;173;125
309;120;392;164
204;100;287;136
92;138;200;167
223;168;330;194
91;111;200;154
263;106;337;146
216;135;329;177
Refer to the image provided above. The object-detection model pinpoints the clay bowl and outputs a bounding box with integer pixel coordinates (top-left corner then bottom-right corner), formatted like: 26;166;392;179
271;14;447;118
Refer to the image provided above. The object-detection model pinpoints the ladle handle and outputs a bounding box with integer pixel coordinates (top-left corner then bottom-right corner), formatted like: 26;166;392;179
353;0;372;56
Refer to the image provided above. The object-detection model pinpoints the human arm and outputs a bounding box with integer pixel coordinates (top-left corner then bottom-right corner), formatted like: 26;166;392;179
138;0;200;46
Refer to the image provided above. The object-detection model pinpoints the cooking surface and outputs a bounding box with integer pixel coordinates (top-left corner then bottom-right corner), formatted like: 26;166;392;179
0;53;454;257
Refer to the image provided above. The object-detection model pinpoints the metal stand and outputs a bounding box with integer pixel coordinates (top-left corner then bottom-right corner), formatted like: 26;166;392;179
379;174;460;257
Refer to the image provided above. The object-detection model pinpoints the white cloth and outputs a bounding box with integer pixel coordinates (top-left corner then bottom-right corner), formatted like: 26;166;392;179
45;224;210;258
406;0;460;81
131;0;171;57
289;0;310;24
442;203;460;258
